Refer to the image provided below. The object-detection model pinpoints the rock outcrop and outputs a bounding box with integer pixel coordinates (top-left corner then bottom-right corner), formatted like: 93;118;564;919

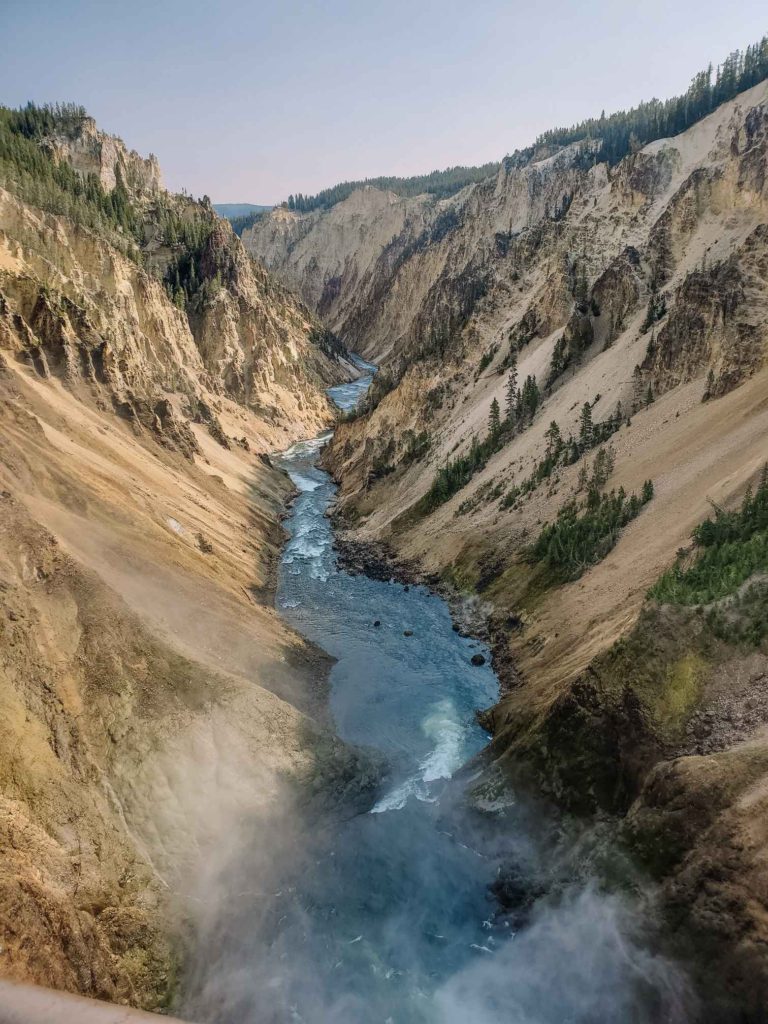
49;114;163;193
249;81;768;396
0;108;355;1009
244;186;435;357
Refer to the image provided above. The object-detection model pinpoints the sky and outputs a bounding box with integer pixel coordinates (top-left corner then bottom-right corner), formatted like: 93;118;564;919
1;1;766;204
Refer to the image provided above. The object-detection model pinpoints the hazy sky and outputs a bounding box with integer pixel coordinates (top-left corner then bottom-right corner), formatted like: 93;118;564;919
2;1;766;204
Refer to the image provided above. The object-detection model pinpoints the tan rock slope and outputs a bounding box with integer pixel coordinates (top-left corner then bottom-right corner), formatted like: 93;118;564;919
252;80;768;672
0;109;354;1008
244;187;435;358
251;78;768;1015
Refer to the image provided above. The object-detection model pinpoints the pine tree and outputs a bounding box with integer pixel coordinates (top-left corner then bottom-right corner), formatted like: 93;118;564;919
704;368;715;401
548;335;569;385
544;420;562;459
505;359;518;421
518;375;540;423
489;398;501;438
579;402;593;450
632;365;643;410
590;445;615;488
573;261;589;312
531;376;540;414
741;484;754;517
514;387;523;423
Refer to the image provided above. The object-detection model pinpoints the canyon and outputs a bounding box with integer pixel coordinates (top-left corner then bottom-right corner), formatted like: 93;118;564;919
0;50;768;1024
246;76;768;1018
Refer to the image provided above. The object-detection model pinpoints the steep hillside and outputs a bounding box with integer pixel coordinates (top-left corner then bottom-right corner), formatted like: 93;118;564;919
244;186;437;357
248;78;768;371
322;76;768;605
0;106;357;1009
251;75;768;1017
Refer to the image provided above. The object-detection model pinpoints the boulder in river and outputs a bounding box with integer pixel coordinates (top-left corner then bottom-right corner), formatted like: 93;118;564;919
404;629;414;637
471;653;486;666
373;620;381;627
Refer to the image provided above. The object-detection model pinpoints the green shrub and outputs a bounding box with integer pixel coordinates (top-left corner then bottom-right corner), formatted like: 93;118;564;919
650;468;768;606
530;482;653;581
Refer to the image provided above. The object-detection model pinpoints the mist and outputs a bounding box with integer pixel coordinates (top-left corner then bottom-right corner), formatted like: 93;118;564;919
174;370;696;1024
434;886;693;1024
177;764;695;1024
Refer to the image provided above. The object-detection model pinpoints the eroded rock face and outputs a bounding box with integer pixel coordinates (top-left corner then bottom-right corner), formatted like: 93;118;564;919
0;115;355;1007
244;186;435;356
49;115;163;193
312;83;768;652
0;182;347;453
258;82;768;1017
0;493;178;1005
643;224;768;397
250;81;768;397
623;741;768;1021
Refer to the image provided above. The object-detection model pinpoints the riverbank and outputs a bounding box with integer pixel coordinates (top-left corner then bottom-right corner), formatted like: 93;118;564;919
330;533;525;691
322;453;768;1022
0;338;359;1010
179;363;694;1024
173;362;506;1021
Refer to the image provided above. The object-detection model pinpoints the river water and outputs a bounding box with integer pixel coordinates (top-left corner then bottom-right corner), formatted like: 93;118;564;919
272;358;503;1019
185;357;694;1024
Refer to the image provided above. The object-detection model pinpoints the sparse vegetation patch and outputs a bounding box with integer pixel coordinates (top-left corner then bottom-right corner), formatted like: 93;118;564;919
529;480;654;581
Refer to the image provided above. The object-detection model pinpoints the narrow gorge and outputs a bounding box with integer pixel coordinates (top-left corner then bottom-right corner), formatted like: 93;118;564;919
1;29;768;1024
181;360;692;1024
244;59;768;1023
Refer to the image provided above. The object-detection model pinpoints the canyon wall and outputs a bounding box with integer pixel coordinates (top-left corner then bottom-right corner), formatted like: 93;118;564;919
0;111;355;1008
251;80;768;1017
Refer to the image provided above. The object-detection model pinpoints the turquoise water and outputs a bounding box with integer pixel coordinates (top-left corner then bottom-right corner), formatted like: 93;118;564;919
185;356;693;1024
268;358;503;1018
279;360;499;813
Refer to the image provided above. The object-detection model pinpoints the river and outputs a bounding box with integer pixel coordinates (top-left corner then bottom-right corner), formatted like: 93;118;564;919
185;357;694;1024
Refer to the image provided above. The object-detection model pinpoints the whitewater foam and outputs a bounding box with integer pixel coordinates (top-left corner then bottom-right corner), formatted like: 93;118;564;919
419;700;465;782
288;471;323;492
371;777;431;814
282;432;332;461
371;700;465;813
287;533;328;560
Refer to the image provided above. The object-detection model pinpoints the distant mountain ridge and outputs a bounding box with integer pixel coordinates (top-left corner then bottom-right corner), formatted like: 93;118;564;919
214;202;271;219
214;203;273;237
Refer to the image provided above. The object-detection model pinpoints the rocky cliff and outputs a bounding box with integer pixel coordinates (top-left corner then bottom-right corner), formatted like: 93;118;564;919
251;79;768;1018
249;81;768;385
0;107;356;1008
244;187;436;358
50;114;163;193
